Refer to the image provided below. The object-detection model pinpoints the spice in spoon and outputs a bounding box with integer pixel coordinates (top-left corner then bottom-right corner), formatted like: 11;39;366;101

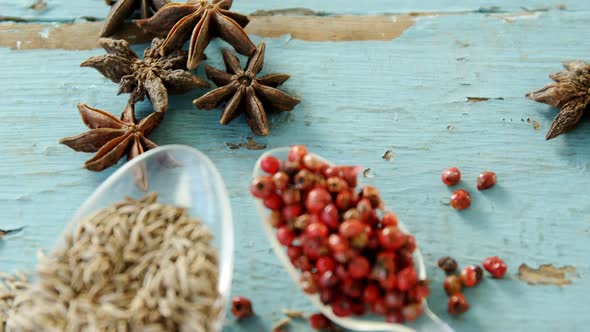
250;145;429;323
4;193;221;331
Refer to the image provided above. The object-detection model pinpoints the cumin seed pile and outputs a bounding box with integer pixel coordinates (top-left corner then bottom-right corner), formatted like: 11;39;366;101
0;272;30;331
2;193;220;332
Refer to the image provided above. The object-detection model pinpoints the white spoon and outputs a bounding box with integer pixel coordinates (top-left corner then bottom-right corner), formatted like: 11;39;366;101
63;145;234;331
253;147;453;332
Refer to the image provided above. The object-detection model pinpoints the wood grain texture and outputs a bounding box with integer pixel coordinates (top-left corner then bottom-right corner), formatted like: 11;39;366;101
0;0;588;20
0;15;415;50
1;4;590;332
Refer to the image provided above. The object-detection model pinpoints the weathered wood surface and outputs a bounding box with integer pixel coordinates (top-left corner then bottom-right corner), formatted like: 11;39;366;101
1;1;589;331
0;0;587;21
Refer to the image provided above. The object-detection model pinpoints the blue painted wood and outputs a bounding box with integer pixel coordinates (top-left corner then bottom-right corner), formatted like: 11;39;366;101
0;0;588;21
1;5;590;332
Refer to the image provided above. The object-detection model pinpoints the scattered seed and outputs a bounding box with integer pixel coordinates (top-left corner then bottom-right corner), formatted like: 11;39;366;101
526;118;541;130
272;317;291;331
29;0;47;11
362;168;375;178
282;309;305;319
382;150;393;161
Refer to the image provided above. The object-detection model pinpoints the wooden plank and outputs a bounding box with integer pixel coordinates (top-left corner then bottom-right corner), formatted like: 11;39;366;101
0;15;416;51
1;8;590;332
0;0;586;21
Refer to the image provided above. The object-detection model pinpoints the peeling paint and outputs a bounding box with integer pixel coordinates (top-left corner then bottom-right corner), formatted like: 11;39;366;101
250;8;319;16
491;10;545;22
246;15;415;42
0;16;29;22
15;194;31;202
38;27;51;39
0;227;25;239
0;22;152;50
226;137;267;151
467;97;504;103
0;6;560;50
0;14;416;51
518;264;578;286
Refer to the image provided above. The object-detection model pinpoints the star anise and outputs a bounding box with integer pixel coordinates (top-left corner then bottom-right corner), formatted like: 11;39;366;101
81;38;209;113
59;102;162;172
193;42;300;136
527;61;590;140
101;0;170;37
135;0;255;70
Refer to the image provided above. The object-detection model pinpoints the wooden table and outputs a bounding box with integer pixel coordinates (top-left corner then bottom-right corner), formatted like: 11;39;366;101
1;1;589;331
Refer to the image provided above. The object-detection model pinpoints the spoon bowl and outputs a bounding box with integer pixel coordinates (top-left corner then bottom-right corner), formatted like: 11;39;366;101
253;147;452;332
63;145;234;331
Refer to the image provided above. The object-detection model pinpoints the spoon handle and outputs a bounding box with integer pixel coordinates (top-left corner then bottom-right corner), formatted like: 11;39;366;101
416;307;455;332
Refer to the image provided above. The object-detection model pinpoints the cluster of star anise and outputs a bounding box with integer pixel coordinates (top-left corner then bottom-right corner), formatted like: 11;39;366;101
61;0;300;179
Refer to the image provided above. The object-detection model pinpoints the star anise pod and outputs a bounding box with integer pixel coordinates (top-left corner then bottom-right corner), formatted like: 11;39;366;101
81;38;209;113
527;61;590;140
59;102;162;172
135;0;255;70
193;42;300;136
101;0;170;37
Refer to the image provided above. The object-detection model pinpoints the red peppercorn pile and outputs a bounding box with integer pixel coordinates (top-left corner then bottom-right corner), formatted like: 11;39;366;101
251;145;429;323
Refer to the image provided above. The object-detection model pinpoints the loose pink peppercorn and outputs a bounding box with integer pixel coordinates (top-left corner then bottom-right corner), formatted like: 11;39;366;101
231;296;253;319
450;189;471;210
477;171;497;190
441;167;461;186
483;256;508;278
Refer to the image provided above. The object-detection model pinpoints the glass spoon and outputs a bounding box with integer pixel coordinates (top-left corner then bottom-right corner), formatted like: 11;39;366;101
253;147;453;332
62;144;234;331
